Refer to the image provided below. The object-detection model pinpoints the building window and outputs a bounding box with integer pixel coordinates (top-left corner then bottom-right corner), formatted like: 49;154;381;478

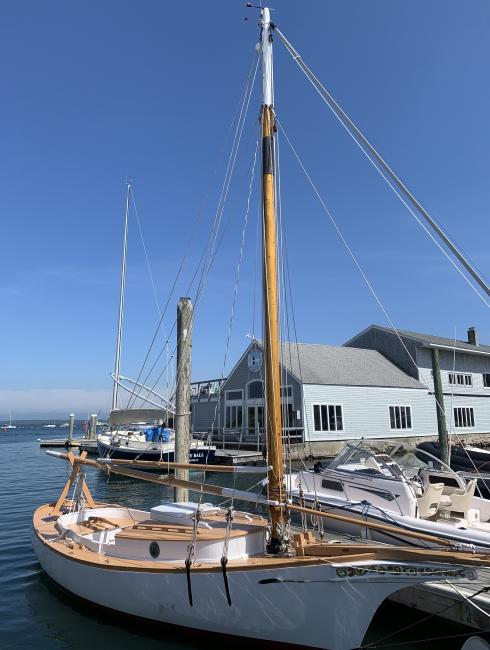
483;374;490;388
225;405;243;429
448;373;472;387
453;407;475;428
281;386;293;398
283;403;294;428
225;389;243;401
247;380;264;400
389;406;412;430
312;404;343;432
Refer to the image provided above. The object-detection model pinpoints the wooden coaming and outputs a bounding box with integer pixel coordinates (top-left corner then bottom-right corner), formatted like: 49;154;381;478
33;502;490;573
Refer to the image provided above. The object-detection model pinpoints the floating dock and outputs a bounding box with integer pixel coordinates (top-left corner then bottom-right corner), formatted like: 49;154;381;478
390;574;490;629
214;449;265;465
38;437;83;448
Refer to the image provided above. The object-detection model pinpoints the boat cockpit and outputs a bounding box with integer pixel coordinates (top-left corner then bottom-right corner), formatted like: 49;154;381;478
297;443;487;523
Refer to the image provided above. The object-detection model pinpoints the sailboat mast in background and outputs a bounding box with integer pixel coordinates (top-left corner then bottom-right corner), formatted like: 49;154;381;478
111;181;131;412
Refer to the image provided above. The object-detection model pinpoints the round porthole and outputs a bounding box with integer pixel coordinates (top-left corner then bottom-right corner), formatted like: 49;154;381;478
149;541;160;558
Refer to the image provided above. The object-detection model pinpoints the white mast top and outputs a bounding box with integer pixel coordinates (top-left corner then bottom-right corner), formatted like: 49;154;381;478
111;182;130;412
261;7;274;107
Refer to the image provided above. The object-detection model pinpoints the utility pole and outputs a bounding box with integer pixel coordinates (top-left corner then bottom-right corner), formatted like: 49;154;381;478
174;297;193;503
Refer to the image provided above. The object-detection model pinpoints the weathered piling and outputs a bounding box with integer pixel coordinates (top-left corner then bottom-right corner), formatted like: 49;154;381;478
89;414;97;440
68;414;75;443
174;297;193;503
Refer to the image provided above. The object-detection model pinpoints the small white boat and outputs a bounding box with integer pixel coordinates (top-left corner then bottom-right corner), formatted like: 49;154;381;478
43;421;57;429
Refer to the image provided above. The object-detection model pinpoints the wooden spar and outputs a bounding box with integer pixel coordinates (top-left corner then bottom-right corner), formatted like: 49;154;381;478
51;451;95;515
98;458;272;473
46;451;279;507
175;297;193;502
261;9;287;555
46;450;487;550
287;503;453;548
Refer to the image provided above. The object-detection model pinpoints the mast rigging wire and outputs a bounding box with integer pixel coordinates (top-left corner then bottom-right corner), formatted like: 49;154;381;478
274;26;490;308
124;54;260;410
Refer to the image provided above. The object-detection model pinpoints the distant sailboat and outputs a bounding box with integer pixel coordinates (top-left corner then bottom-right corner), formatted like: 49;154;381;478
2;409;16;431
43;420;56;429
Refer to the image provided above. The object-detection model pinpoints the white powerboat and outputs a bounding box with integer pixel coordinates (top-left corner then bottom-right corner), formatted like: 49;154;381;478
287;443;490;550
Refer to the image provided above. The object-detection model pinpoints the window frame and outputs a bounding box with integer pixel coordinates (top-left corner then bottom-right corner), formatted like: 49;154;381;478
311;403;344;433
453;406;475;429
224;404;243;430
448;372;473;387
225;389;243;402
388;405;413;431
246;379;264;401
483;373;490;389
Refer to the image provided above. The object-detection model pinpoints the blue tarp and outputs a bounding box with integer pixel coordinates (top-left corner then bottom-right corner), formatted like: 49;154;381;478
144;427;171;443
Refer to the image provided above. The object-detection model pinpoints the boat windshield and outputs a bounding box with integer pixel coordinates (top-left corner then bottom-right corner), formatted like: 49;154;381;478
329;444;401;478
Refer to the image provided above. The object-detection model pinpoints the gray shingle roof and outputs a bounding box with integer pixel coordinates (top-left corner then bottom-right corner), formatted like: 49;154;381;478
272;342;425;389
367;325;490;354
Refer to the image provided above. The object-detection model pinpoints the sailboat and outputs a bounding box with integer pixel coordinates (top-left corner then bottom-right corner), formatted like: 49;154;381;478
2;408;16;430
32;9;490;649
100;182;215;464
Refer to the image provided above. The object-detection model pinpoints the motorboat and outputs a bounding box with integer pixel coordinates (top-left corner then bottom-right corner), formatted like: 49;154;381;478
287;443;490;550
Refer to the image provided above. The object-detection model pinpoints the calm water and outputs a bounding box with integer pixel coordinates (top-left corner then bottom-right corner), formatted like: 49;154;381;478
0;424;485;649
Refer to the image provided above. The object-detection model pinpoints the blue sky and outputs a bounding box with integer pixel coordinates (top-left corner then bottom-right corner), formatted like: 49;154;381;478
1;1;489;417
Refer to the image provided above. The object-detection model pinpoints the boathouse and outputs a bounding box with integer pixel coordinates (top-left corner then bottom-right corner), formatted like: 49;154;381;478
191;339;439;444
345;325;490;438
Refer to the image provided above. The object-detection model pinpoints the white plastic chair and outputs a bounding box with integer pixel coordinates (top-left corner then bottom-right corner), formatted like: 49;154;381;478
417;483;444;519
448;479;477;519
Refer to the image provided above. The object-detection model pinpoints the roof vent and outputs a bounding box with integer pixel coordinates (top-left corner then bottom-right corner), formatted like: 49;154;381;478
468;327;479;346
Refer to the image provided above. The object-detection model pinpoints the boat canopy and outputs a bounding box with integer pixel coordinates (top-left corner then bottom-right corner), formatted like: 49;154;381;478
109;408;170;426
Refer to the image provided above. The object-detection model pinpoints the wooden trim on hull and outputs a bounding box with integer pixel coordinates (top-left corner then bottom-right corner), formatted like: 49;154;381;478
33;502;490;573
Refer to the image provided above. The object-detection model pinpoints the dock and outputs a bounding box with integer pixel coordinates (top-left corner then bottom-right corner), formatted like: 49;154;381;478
214;449;265;465
390;575;490;629
38;437;83;448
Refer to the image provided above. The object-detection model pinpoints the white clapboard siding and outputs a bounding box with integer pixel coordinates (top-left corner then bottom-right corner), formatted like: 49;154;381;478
303;384;437;441
444;395;490;435
417;347;490;395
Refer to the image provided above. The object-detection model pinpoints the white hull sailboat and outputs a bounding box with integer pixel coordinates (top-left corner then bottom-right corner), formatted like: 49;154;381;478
2;408;16;430
33;499;478;650
32;8;490;649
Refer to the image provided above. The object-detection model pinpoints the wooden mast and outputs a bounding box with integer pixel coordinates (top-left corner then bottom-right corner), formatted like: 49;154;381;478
261;7;287;554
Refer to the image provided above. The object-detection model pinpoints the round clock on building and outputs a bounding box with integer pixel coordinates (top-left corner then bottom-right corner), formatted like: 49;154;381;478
247;349;263;373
